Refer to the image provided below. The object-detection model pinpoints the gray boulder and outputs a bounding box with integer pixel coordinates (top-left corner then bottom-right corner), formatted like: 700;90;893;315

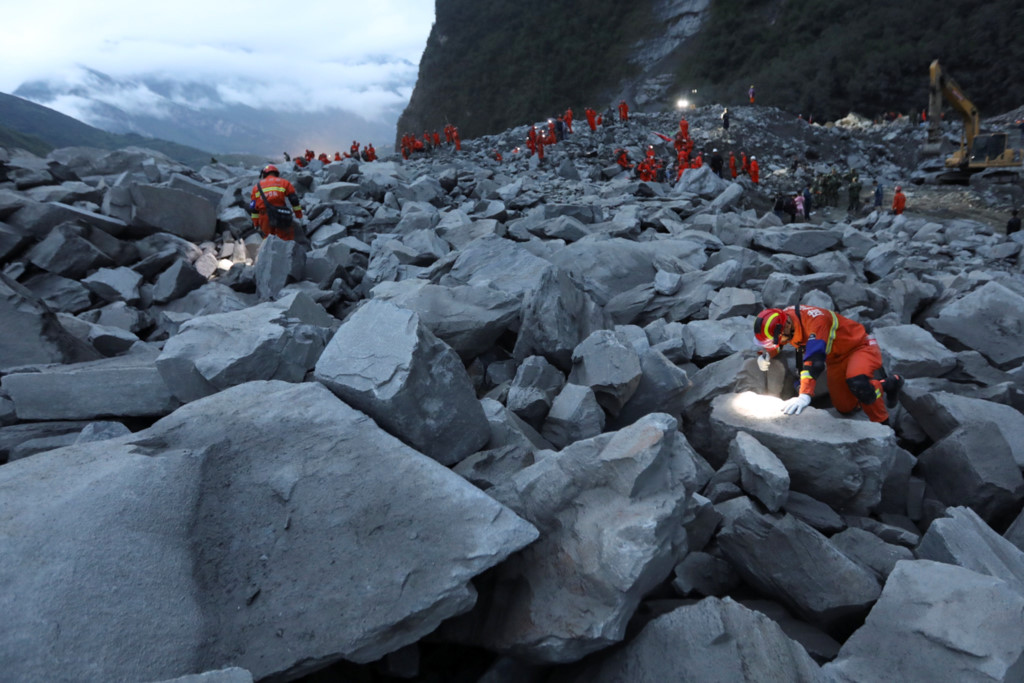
314;299;489;465
129;184;217;242
0;274;101;372
506;355;566;428
823;560;1024;682
729;431;790;512
558;598;825;683
0;380;537;682
541;383;606;449
917;506;1024;596
370;280;519;361
2;348;179;420
456;414;692;663
926;280;1024;368
156;292;334;403
253;236;306;301
567;329;641;416
513;267;609;371
870;324;957;378
709;392;899;515
916;425;1024;525
718;507;881;631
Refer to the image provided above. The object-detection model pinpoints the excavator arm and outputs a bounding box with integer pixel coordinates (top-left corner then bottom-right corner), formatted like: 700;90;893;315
927;60;979;165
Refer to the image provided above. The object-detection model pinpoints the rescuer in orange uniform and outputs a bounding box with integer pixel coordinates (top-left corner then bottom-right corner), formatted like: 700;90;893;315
749;156;760;183
729;152;738;179
618;100;629;121
249;164;303;241
892;185;906;215
754;305;903;423
585;108;597;132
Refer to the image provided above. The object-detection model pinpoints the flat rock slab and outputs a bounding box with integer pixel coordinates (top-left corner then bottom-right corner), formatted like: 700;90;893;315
559;597;825;683
823;560;1024;682
0;380;537;682
709;392;899;514
2;349;180;420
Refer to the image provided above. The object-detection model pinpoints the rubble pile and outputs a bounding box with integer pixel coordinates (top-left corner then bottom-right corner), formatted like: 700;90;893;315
1;106;1024;682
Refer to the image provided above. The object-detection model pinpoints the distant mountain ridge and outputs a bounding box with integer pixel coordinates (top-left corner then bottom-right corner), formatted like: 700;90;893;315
11;68;403;158
0;91;215;168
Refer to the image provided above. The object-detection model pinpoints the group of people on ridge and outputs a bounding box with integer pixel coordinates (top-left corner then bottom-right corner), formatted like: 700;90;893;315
289;144;377;169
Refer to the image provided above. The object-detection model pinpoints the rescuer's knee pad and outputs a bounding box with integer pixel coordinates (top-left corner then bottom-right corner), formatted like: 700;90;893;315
847;374;878;404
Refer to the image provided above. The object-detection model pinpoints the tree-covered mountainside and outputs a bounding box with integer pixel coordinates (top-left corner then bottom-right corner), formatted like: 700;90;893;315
399;0;1024;142
672;0;1024;121
0;92;212;167
396;0;655;140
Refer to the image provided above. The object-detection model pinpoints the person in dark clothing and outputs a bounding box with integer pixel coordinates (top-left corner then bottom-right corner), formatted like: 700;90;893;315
783;194;797;224
721;108;731;131
710;149;725;178
1008;209;1022;235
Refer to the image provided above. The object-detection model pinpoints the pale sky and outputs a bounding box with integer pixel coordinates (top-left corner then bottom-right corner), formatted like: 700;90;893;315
1;0;435;124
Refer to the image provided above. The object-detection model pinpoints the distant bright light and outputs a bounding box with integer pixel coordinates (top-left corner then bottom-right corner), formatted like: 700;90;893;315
731;391;786;420
676;98;690;109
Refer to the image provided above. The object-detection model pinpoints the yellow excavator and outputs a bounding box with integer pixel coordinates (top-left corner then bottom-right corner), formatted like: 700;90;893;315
924;59;1023;183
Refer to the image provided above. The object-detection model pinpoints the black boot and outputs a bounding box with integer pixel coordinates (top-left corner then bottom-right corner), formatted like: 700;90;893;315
883;374;904;408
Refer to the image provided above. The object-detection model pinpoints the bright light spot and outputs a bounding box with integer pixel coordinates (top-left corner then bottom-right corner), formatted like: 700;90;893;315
731;391;786;420
676;98;689;109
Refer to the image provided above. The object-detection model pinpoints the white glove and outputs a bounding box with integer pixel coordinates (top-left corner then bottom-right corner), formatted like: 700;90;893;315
757;352;771;372
781;394;812;415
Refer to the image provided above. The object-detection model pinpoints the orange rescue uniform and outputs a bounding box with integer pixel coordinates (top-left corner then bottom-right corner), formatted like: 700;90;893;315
250;176;302;241
768;305;890;423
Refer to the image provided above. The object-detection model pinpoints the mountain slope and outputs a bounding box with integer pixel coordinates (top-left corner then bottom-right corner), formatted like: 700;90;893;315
0;92;213;167
399;0;1024;141
14;69;404;158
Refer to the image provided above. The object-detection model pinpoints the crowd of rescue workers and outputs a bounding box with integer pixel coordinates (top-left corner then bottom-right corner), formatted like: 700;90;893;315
245;86;922;426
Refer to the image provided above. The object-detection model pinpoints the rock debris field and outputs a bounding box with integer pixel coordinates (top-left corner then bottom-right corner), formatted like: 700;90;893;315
2;105;1024;682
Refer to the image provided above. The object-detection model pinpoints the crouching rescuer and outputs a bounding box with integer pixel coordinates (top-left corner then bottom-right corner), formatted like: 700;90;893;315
753;305;903;424
250;164;303;240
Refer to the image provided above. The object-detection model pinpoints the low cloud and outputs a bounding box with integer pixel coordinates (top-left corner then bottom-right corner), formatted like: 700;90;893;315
1;0;433;122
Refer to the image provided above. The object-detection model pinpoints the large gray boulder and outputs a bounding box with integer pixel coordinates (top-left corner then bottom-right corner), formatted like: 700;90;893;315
314;299;490;465
129;184;217;242
901;386;1024;468
871;324;957;378
567;329;641;416
718;507;881;631
451;414;692;663
513;267;609;371
752;227;842;257
558;597;825;683
823;560;1024;682
0;381;538;682
2;348;179;420
926;280;1024;368
439;234;552;298
0;273;101;372
916;506;1024;596
370;280;519;361
916;424;1024;525
709;392;899;514
156;292;334;403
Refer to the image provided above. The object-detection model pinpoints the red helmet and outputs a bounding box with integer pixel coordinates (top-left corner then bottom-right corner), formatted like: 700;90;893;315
895;185;902;191
754;308;788;348
261;164;279;178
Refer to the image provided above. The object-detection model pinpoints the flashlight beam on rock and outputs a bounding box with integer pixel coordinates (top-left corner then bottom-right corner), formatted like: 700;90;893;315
730;391;787;420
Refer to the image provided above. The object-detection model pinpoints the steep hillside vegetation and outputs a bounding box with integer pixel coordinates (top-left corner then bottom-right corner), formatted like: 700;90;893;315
672;0;1024;120
400;0;1024;141
396;0;655;140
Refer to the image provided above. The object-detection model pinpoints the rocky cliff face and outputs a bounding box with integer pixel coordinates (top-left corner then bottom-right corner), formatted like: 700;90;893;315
399;0;1024;143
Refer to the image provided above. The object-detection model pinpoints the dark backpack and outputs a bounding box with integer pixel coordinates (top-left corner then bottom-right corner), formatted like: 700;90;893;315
256;182;294;228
